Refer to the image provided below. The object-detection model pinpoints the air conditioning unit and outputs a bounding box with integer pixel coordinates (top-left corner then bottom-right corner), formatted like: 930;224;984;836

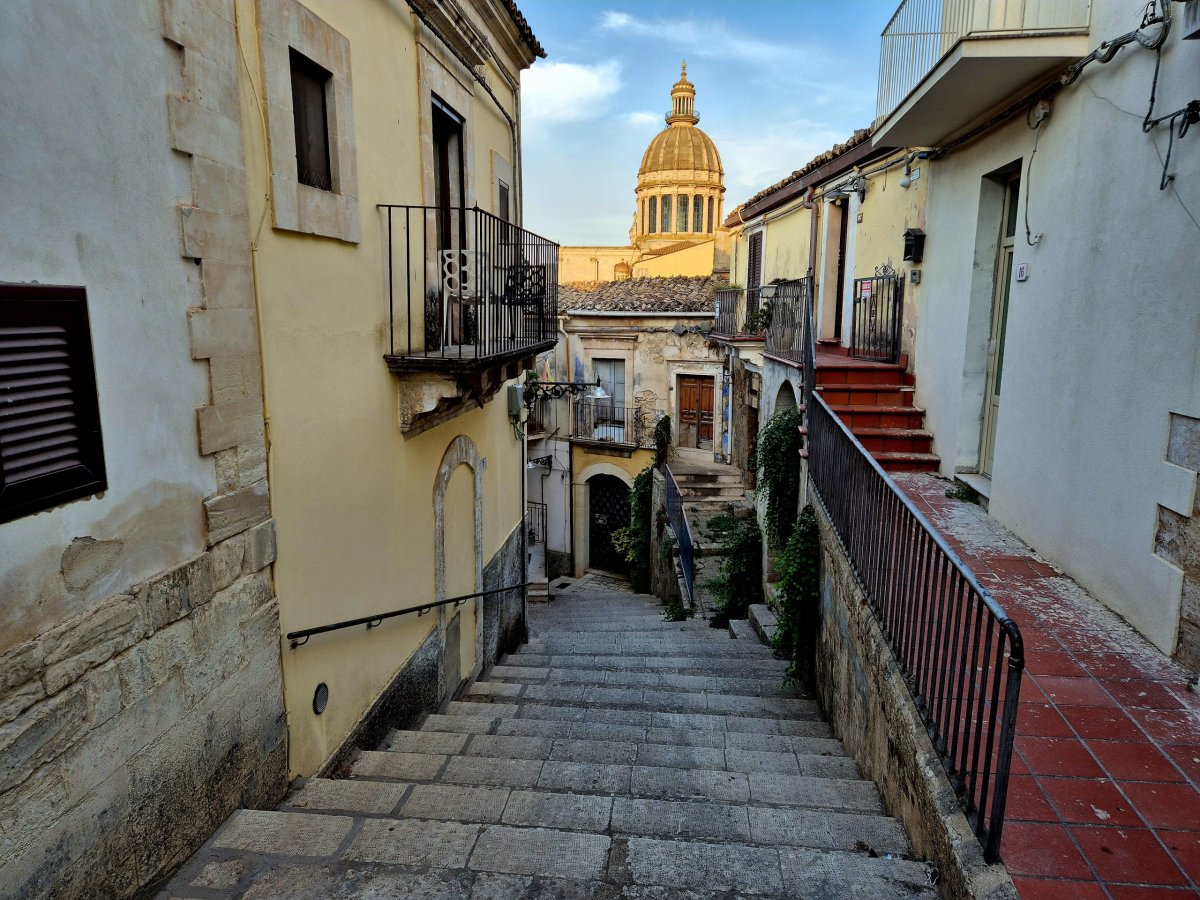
1185;0;1200;40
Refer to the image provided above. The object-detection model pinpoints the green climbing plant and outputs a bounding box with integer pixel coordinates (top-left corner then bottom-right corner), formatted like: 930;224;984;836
653;416;672;468
756;404;804;548
612;465;654;592
772;505;821;682
703;514;764;629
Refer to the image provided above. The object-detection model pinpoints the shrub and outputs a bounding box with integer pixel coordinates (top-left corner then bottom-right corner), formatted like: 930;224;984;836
772;505;820;682
704;514;764;629
612;465;654;592
756;404;804;547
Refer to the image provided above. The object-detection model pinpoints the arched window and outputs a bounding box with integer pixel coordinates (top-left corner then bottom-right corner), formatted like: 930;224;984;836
648;196;658;234
693;196;703;233
707;197;715;233
678;195;688;232
661;195;672;233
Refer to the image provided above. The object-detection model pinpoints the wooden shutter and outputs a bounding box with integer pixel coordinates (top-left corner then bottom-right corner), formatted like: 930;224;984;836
1;285;106;523
747;232;763;290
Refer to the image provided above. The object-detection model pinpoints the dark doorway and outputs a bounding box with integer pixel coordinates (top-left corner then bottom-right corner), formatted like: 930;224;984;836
833;200;849;341
588;475;630;573
677;375;715;450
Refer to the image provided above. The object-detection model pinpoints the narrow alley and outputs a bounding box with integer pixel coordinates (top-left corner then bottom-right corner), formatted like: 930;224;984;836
161;575;938;898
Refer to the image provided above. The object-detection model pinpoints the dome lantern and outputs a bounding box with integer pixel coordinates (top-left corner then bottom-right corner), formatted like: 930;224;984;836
666;61;698;126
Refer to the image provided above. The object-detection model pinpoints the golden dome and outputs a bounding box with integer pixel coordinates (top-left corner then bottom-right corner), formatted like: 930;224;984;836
639;124;723;177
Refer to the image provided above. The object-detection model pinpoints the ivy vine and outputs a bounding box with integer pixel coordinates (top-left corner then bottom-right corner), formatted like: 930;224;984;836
756;404;804;548
612;465;654;592
703;513;764;629
653;416;672;469
772;505;820;682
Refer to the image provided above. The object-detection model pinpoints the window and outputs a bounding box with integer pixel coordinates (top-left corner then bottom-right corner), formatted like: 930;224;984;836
593;358;626;423
1;285;106;524
661;195;672;233
678;195;689;233
432;96;465;252
707;197;715;233
648;197;657;234
747;232;763;290
290;49;333;191
498;180;510;223
693;196;703;233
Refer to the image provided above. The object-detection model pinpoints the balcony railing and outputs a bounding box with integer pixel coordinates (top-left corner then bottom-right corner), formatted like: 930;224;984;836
379;205;558;371
850;265;904;363
797;278;1022;862
877;0;1092;121
570;402;665;449
712;287;767;338
763;278;812;364
663;465;695;602
526;501;547;544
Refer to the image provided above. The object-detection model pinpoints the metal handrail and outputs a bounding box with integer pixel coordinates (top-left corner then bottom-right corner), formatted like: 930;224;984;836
800;281;1022;862
663;466;695;602
286;583;531;648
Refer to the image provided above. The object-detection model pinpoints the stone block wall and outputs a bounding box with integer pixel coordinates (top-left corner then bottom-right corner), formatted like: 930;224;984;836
810;496;1016;900
1156;413;1200;674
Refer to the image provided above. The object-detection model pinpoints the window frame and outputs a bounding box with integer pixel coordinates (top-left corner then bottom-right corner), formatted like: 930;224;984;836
0;284;106;524
289;48;334;192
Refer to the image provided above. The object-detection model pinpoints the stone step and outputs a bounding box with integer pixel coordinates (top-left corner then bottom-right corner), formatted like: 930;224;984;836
382;730;859;779
523;639;778;659
282;777;911;857
728;618;758;641
450;685;819;718
477;667;797;697
347;749;883;814
496;653;790;676
189;808;934;897
423;705;835;737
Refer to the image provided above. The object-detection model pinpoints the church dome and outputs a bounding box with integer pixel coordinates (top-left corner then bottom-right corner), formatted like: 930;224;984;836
639;126;723;177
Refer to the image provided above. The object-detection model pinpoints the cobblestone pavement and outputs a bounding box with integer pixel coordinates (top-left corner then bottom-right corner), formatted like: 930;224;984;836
896;474;1200;899
161;573;939;898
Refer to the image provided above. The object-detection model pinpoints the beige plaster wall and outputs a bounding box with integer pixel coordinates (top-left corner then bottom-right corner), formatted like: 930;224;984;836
633;240;716;278
235;0;529;775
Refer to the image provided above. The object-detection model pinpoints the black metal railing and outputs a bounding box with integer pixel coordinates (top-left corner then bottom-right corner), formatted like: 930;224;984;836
850;265;904;363
713;286;769;337
526;501;547;544
800;284;1021;862
570;402;665;448
663;466;694;602
378;205;558;364
286;583;531;648
763;278;812;363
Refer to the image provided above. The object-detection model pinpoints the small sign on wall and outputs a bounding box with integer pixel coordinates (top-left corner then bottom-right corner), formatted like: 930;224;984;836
1016;263;1029;282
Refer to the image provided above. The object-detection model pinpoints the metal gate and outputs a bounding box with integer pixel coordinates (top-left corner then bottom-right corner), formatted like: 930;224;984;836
588;475;630;573
850;265;904;363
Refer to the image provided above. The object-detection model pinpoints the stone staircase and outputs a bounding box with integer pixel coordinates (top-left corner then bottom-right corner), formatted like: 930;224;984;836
813;348;939;473
161;576;938;897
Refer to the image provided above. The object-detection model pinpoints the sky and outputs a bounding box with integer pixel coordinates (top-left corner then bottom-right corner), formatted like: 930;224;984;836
517;0;901;246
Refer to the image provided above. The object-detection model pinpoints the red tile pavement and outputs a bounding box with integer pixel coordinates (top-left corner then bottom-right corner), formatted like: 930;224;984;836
894;474;1200;899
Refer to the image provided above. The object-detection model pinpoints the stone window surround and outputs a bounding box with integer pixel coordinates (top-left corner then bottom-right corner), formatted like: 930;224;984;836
417;33;477;213
258;0;360;243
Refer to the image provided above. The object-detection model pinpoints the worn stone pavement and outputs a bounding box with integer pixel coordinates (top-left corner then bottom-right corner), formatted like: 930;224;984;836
161;573;939;898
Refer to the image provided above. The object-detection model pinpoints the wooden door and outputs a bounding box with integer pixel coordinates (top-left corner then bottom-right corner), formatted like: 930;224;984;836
678;375;715;450
981;176;1019;477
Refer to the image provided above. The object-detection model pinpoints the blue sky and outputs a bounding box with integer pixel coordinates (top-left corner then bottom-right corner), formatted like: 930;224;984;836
517;1;901;245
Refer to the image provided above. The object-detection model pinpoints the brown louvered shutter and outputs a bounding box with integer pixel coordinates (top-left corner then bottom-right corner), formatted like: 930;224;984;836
747;232;763;290
1;285;106;523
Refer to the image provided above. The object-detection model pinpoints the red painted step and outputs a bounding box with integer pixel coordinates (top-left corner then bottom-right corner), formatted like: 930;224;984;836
831;405;927;430
817;384;914;407
875;451;941;473
853;428;934;454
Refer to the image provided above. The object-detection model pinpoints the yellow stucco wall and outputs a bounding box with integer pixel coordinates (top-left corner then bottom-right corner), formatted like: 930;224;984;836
633;240;716;278
236;0;530;775
559;247;639;283
730;204;813;286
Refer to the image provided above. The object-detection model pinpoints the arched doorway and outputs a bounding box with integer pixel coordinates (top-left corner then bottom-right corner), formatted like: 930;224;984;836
587;474;630;573
775;381;797;415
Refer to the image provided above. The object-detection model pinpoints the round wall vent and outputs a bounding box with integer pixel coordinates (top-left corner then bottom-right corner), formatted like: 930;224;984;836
312;682;329;715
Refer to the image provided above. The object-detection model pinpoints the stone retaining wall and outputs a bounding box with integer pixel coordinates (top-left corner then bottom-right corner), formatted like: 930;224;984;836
810;494;1016;900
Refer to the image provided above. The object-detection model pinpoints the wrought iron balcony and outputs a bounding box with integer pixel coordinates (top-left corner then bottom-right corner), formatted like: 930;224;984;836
712;287;769;340
569;401;665;450
379;205;559;375
763;279;812;365
876;0;1091;145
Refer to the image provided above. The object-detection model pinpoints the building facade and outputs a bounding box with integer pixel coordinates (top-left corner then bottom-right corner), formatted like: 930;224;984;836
0;0;550;896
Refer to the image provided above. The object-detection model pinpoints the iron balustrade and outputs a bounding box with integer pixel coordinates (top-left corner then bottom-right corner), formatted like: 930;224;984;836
526;501;547;544
798;281;1022;862
570;402;665;449
286;583;531;648
713;288;741;336
877;0;1092;121
763;278;812;364
378;205;558;365
663;466;695;602
850;265;904;363
713;286;770;337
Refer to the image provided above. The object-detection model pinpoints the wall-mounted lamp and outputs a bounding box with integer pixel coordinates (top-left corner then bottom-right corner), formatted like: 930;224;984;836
526;455;552;469
520;377;607;410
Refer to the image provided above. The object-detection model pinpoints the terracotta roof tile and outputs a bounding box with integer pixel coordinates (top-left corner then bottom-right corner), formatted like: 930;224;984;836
735;128;872;213
501;0;546;58
561;275;719;313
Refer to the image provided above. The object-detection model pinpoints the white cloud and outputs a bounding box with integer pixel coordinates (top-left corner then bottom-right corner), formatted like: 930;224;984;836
599;9;798;68
521;60;622;126
624;111;661;127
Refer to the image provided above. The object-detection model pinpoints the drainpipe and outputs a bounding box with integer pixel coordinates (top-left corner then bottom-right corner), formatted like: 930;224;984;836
557;313;576;576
